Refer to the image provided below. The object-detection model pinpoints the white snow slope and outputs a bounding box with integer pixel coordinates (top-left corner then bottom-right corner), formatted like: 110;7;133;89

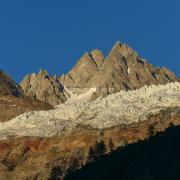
64;87;97;103
0;82;180;139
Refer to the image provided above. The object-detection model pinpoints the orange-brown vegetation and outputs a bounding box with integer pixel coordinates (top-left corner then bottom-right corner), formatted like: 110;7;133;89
0;108;179;179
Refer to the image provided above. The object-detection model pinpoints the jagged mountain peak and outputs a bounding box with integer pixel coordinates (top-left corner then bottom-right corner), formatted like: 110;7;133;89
23;69;50;81
119;43;138;58
81;52;93;60
90;49;104;59
60;41;178;100
90;49;105;68
109;41;138;59
112;41;122;48
20;70;66;106
38;69;49;76
108;41;122;55
73;50;105;70
72;52;97;69
20;41;179;105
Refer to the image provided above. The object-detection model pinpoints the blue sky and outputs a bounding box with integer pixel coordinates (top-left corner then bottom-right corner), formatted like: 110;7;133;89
0;0;179;82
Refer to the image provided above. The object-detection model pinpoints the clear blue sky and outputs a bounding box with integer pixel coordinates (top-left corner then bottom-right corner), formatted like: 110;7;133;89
0;0;179;82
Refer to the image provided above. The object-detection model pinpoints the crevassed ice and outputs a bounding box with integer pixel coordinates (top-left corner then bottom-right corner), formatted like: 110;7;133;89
0;82;180;139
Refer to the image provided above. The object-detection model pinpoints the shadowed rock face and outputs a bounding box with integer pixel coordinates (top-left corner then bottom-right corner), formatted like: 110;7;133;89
0;70;24;97
0;96;52;122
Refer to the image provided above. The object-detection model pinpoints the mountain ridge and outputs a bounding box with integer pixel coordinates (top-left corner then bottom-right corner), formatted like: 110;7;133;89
20;42;179;106
0;70;52;122
0;41;180;179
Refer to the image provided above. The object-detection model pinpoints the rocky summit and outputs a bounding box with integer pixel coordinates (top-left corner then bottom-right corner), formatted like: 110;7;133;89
1;41;180;180
21;42;178;106
60;42;178;100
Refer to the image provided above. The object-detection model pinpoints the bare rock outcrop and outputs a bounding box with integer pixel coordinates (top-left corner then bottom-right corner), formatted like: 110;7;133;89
20;70;67;106
60;52;100;89
59;42;178;100
0;70;24;97
20;41;179;105
0;70;52;122
90;49;105;68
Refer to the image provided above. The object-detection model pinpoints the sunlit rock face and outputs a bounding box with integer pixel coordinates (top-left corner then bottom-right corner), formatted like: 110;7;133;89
59;42;178;100
0;70;52;122
20;70;67;106
1;82;180;139
21;42;179;106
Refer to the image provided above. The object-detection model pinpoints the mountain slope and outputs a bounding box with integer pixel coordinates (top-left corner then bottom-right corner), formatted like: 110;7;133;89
60;42;178;100
20;42;179;105
0;70;52;122
0;70;24;97
66;125;180;180
60;49;105;89
0;108;179;180
1;41;180;180
1;82;180;139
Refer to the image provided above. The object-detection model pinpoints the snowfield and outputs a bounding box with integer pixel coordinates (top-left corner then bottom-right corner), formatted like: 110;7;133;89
1;82;180;139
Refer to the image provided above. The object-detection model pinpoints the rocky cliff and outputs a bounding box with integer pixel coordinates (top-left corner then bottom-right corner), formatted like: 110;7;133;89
0;70;52;122
60;42;178;100
1;41;180;179
20;70;67;106
20;42;179;106
0;70;24;97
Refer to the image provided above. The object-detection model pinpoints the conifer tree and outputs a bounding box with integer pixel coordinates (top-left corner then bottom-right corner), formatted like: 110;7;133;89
87;146;96;162
94;140;107;158
108;138;114;151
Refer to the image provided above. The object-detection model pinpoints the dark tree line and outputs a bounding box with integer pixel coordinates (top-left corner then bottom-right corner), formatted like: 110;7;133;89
108;138;114;151
65;125;180;180
48;165;62;180
87;139;114;163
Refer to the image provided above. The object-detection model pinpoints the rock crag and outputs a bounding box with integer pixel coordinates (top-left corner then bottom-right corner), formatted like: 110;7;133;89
60;42;178;100
20;70;67;106
21;42;179;105
0;70;24;97
1;41;180;179
0;70;52;122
